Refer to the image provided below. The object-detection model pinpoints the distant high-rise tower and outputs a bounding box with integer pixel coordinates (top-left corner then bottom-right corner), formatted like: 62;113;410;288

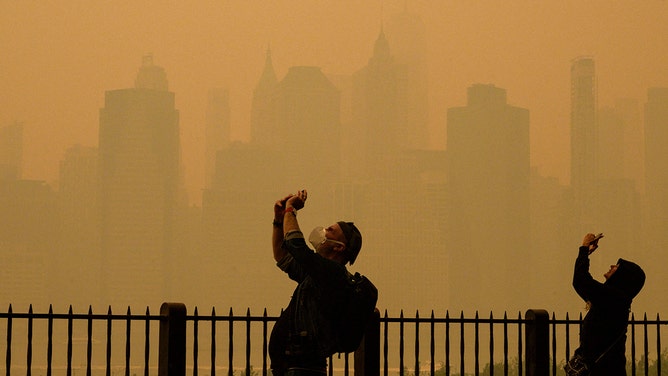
570;57;598;228
251;47;278;148
644;88;668;245
385;8;429;150
205;88;230;189
98;55;181;309
446;84;530;312
272;66;341;195
351;26;402;174
640;87;668;307
0;122;23;181
200;62;343;311
58;145;100;307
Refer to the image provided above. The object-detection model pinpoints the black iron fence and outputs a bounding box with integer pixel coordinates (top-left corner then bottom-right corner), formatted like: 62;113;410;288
1;303;667;376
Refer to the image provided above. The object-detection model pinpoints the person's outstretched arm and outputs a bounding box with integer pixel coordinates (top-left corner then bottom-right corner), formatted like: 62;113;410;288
283;190;306;236
272;194;293;262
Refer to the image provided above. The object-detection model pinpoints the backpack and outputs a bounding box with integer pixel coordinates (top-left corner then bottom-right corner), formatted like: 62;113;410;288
334;272;378;353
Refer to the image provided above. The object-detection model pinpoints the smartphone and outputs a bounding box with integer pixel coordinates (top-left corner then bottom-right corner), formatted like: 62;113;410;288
593;233;604;241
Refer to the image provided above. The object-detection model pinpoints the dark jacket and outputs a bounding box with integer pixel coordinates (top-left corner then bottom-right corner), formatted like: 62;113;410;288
573;246;645;376
269;231;350;375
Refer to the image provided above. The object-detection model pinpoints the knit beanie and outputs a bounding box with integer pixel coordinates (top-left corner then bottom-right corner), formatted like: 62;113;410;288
337;221;362;265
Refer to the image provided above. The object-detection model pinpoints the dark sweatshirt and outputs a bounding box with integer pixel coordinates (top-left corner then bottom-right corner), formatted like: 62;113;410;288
572;246;646;376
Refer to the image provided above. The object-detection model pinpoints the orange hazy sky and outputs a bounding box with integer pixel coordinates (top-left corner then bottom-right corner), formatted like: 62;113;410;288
2;1;667;204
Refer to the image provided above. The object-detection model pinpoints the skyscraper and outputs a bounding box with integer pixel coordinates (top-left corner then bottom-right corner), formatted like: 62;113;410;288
596;105;641;259
446;84;530;312
98;55;182;309
205;88;230;189
0;179;59;307
272;66;342;206
250;47;278;148
200;62;343;311
641;87;668;306
570;57;598;229
351;27;402;175
58;145;100;307
0;122;23;181
385;7;429;150
644;88;668;245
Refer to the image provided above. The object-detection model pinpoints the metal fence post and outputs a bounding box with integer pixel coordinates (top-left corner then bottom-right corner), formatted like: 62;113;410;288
355;308;381;376
525;309;549;376
159;302;187;376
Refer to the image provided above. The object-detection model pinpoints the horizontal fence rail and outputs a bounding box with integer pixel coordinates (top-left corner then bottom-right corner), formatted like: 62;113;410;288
2;303;667;376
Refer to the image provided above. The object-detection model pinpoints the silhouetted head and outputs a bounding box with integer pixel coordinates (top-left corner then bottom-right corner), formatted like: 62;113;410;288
606;258;645;301
337;221;362;265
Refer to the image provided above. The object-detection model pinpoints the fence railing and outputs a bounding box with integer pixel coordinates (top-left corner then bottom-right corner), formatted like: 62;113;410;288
1;303;667;376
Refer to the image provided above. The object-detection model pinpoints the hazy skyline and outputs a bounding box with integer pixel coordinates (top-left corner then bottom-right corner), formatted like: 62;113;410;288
2;1;668;203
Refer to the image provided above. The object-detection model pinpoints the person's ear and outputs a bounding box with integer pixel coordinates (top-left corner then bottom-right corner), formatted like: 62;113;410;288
334;243;346;253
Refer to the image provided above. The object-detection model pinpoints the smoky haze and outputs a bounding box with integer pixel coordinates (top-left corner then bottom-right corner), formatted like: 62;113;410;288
1;1;668;318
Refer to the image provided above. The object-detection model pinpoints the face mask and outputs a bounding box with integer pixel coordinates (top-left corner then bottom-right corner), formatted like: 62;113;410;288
309;226;346;250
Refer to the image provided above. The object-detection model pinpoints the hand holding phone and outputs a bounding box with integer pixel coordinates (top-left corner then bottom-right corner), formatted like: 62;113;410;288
586;233;604;254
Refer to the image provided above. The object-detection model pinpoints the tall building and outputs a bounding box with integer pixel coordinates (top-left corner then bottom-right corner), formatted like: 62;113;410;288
271;66;342;205
614;99;643;191
446;84;530;312
343;27;448;312
58;145;100;307
640;87;668;306
98;55;182;309
385;8;429;150
596;106;641;260
644;87;668;254
0;179;59;308
204;88;230;189
0;122;23;181
350;27;402;176
200;62;343;311
570;57;598;229
250;47;278;148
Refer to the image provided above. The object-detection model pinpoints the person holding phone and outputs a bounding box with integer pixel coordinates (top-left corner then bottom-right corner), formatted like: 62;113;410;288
268;189;365;376
569;233;646;375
